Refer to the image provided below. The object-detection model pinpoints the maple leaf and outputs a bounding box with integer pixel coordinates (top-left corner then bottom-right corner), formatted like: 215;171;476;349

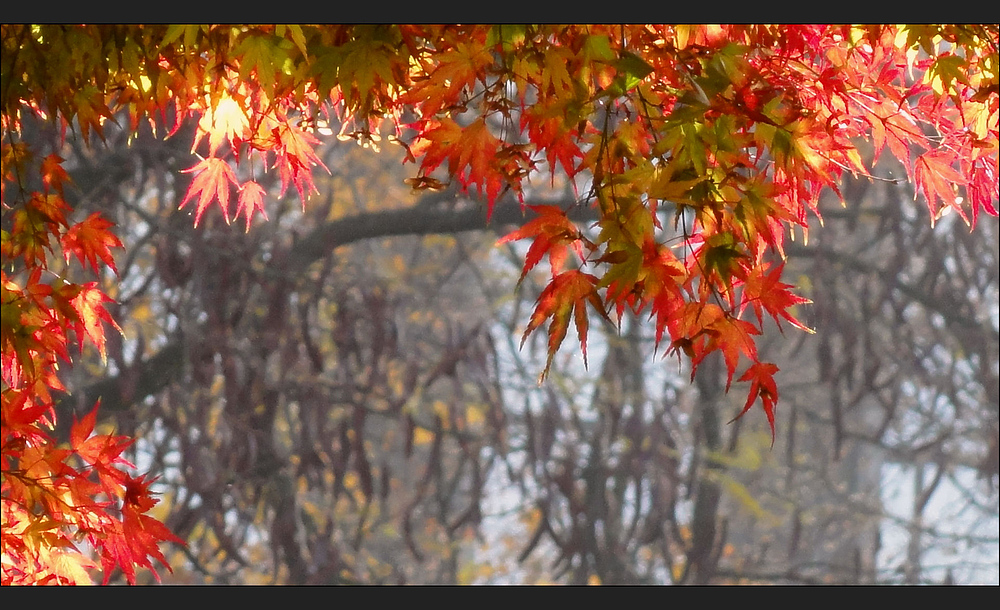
336;33;399;112
70;403;134;486
235;180;268;232
115;507;182;584
96;474;185;585
521;270;607;380
455;118;503;211
738;262;813;333
667;301;725;361
687;232;749;305
193;94;250;157
539;46;577;97
638;238;687;346
40;154;71;195
521;104;586;180
926;53;972;97
412;117;505;215
66;282;122;362
61;212;124;275
596;244;645;321
913;149;968;223
965;158;999;226
72;86;116;143
233;32;291;95
704;313;760;391
865;99;929;175
179;156;237;227
272;121;329;206
666;302;760;390
730;361;780;445
1;388;52;440
411;116;463;176
399;39;492;117
48;549;97;585
69;403;99;452
497;205;587;283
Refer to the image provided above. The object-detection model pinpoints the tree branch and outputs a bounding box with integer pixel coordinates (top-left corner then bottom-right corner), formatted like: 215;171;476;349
59;194;594;428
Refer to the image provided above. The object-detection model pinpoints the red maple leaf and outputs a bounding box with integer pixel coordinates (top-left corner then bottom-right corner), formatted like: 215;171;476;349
497;205;587;283
412;117;505;214
61;213;124;275
704;313;760;391
738;262;813;333
100;473;185;584
522;270;607;379
66;282;122;361
730;361;780;445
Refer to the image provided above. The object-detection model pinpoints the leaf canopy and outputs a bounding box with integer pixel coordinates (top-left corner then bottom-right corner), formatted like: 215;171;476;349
2;23;997;584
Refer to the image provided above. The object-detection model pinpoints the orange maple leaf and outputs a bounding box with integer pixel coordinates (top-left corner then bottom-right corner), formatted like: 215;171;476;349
27;191;71;229
412;116;463;176
455;118;503;208
521;106;585;180
70;403;134;483
639;238;687;346
667;301;725;360
667;302;760;390
704;314;760;391
40;154;71;195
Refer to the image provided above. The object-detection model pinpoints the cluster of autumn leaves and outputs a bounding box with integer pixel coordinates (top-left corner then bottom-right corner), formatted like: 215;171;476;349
2;147;182;584
2;24;998;584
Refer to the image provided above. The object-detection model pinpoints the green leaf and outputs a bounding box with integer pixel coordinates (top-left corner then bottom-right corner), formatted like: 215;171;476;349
234;33;291;92
615;51;654;91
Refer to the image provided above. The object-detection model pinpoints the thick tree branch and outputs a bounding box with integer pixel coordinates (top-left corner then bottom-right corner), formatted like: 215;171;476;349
59;195;593;427
286;193;597;272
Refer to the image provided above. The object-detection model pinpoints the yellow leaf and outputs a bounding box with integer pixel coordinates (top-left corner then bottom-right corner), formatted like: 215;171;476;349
465;404;485;428
50;549;96;585
413;426;435;446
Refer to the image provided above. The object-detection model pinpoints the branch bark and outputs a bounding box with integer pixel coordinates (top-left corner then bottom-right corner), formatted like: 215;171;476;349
58;194;595;428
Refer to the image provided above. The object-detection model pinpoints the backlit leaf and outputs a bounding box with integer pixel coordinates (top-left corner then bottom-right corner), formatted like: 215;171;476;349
179;156;237;226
